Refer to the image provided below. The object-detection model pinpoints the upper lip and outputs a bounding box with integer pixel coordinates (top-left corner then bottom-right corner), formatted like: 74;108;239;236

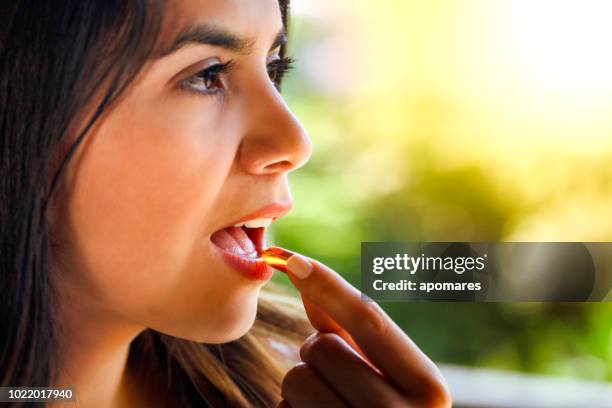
223;202;293;230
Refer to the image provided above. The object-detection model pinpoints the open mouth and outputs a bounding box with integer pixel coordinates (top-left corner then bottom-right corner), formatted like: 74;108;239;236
209;217;274;281
210;224;267;258
209;205;290;281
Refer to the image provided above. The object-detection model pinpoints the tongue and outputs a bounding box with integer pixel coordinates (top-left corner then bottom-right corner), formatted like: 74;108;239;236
211;226;257;256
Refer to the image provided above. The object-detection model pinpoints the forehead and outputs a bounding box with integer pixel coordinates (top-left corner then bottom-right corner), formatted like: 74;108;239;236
162;0;284;43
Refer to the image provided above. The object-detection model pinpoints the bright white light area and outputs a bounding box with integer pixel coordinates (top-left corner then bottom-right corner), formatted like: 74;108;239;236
289;0;324;17
503;0;612;92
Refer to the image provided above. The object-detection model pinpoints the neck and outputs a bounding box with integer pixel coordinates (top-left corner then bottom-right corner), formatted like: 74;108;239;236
53;278;145;408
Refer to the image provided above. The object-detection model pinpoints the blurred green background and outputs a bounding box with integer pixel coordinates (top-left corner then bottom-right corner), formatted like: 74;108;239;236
269;0;612;381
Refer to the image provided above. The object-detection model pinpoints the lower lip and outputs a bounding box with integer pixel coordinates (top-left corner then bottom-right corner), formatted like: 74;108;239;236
211;244;274;281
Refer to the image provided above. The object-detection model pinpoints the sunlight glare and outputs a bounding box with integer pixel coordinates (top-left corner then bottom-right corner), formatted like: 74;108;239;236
504;0;612;92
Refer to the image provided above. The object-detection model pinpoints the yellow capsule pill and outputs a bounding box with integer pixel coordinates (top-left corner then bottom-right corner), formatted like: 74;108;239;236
261;247;295;273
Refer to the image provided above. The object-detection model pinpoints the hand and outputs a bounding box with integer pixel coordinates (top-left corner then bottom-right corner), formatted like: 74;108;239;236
276;253;452;408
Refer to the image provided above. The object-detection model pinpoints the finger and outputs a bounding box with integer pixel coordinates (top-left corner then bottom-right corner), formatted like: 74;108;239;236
300;294;373;367
276;400;291;408
300;333;406;408
300;295;342;333
268;248;368;359
286;254;449;401
281;363;348;408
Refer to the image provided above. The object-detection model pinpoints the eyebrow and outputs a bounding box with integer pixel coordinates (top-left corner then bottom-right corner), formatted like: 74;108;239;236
154;23;287;59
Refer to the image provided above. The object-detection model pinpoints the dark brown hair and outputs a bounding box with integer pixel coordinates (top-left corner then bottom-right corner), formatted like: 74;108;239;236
0;1;311;406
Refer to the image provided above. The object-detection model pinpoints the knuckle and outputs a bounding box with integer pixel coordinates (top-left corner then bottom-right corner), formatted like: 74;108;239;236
300;332;343;362
281;363;313;397
420;381;453;408
376;395;408;408
359;301;388;333
433;389;453;408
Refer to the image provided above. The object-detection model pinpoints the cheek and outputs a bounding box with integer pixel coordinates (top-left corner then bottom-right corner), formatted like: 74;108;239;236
62;99;234;317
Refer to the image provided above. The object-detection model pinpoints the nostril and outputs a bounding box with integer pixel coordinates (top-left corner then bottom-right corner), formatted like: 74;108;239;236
262;160;293;173
238;109;311;175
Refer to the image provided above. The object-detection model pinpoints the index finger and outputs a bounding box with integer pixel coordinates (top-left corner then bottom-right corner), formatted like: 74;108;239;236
299;294;372;365
285;253;447;399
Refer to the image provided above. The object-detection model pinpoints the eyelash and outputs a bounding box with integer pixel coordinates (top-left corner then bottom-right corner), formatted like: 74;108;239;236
179;56;295;96
267;56;295;88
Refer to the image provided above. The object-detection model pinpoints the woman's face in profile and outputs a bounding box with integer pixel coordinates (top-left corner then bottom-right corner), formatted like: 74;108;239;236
50;0;311;342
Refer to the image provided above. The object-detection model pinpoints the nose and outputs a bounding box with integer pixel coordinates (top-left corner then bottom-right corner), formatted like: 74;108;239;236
237;82;312;175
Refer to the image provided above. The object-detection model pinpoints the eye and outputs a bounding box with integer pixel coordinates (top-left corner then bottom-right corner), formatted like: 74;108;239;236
267;56;295;89
180;59;234;95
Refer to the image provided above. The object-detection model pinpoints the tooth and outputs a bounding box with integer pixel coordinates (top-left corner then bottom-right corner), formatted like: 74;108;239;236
243;218;272;228
233;223;245;227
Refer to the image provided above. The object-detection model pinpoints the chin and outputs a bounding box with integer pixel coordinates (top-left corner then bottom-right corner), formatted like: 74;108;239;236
169;288;261;344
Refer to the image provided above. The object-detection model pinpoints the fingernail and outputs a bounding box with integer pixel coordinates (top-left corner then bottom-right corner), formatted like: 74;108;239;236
287;254;313;279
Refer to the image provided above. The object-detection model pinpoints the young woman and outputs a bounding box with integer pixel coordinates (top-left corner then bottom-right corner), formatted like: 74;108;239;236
0;1;451;407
